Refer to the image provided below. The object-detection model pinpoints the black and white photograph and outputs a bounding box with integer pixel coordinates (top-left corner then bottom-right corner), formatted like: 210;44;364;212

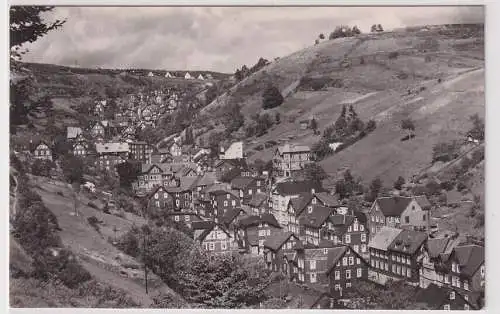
9;4;486;310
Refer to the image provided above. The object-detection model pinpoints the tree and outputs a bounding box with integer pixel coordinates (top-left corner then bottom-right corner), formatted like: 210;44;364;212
303;163;328;182
310;118;318;134
366;177;383;202
52;135;72;160
371;24;378;32
315;39;320;45
275;112;281;124
184;127;194;145
311;140;333;161
31;159;54;177
394;176;406;190
401;118;415;139
365;119;377;133
10;6;66;60
60;155;85;184
319;33;325;40
377;24;384;32
352;25;361;34
262;85;284;109
116;161;142;188
468;113;484;141
205;85;218;105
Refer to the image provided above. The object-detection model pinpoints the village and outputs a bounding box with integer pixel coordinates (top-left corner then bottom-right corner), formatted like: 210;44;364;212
16;80;485;309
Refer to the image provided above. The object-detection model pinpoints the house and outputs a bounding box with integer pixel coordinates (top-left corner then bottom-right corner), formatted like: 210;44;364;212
219;141;244;160
72;141;88;157
271;180;326;227
194;221;237;255
220;207;247;234
147;71;154;77
328;142;343;152
432;244;485;302
147;185;175;211
129;141;153;163
95;142;130;172
208;189;241;218
165;176;199;211
419;234;461;289
66;126;83;141
299;120;309;130
263;231;301;273
368;196;431;237
247;193;270;215
230;176;266;204
235;213;282;255
169;142;182;157
93;100;106;116
214;158;248;181
273;143;312;177
89;121;107;139
415;283;478;310
368;227;427;285
165;72;174;78
32;141;53;161
197;74;204;80
184;72;193;80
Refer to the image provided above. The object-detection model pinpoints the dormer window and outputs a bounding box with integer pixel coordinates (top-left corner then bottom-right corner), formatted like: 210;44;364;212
312;198;317;204
311;188;315;194
308;206;313;214
450;291;455;300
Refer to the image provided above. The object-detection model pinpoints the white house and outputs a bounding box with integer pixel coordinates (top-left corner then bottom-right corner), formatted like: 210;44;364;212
329;142;343;152
197;74;205;80
184;72;193;80
148;71;154;77
165;72;174;78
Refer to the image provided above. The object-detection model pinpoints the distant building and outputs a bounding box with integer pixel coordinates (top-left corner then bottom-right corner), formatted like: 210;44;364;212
129;141;153;163
235;214;282;255
184;72;193;80
220;141;244;160
169;142;182;157
194;221;237;255
197;74;205;80
95;142;129;172
148;71;154;77
165;72;174;78
32;141;53;161
415;283;478;310
273;143;312;177
72;141;88;157
66;126;83;141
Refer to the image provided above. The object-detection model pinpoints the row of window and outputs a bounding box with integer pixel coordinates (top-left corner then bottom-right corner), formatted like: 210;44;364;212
333;268;363;280
35;150;51;156
258;229;272;237
371;215;401;224
334;282;352;291
203;241;230;251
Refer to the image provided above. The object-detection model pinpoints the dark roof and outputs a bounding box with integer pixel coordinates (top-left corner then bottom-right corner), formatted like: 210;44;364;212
264;231;298;251
221;207;245;225
194;222;231;242
415;195;432;209
289;193;313;215
230;176;255;190
214;158;248;169
237;213;280;229
261;213;280;228
325;246;348;273
452;244;484;277
209;189;238;198
191;220;214;230
352;210;368;224
415;284;475;309
427;238;451;259
248;193;268;208
299;205;333;228
375;196;413;216
275;180;325;196
314;192;339;207
388;229;427;255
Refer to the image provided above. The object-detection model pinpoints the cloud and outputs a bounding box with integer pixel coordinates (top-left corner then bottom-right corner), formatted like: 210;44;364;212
20;6;484;73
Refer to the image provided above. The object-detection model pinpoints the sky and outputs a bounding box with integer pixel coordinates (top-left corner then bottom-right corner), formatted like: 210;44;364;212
20;6;484;73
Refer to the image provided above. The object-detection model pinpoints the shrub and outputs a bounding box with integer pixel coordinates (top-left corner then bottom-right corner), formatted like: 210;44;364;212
255;145;264;151
87;216;100;233
456;181;467;192
432;140;460;163
388;51;399;59
87;201;98;209
394;176;406;190
440;181;455;191
425;55;432;63
425;180;442;196
31;159;54;177
56;191;64;196
262;85;284;109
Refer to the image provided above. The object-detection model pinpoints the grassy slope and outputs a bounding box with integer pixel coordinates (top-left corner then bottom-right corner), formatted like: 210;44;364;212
202;28;484;188
27;175;187;307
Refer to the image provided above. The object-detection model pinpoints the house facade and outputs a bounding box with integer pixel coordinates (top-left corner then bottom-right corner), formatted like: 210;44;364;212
129;141;153;163
235;214;282;255
33;142;53;161
208;189;241;218
273;144;312;177
263;232;301;273
73;141;88;157
230;176;266;204
95;142;129;172
220;141;244;160
194;223;237;255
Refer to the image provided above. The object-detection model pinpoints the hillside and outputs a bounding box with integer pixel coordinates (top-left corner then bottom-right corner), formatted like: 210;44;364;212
199;24;484;186
11;174;188;308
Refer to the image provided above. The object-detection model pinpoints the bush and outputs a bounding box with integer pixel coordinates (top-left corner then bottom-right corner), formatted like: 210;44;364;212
262;85;284;109
87;201;98;209
56;191;64;196
456;181;467;192
440;181;455;191
31;159;54;177
255;145;264;151
425;180;442;196
87;216;100;233
432;140;460;163
388;51;399;59
424;55;432;63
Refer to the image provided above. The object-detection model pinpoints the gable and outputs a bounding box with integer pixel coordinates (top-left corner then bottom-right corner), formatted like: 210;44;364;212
400;199;423;216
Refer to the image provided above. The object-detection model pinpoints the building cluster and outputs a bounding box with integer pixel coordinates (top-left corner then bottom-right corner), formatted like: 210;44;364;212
26;129;485;309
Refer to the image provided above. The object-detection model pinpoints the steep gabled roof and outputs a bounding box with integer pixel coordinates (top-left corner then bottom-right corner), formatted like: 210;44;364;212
368;226;402;251
388;229;427;255
237;213;280;229
289;192;313;215
415;195;432;209
415;284;475;309
221;207;245;226
375;196;413;217
264;231;298;251
427;238;451;259
196;172;217;187
452;244;484;277
230;176;255;190
275;180;325;196
314;192;339;207
195;222;231;242
209;189;239;198
325;246;348;273
248;193;268;208
299;205;333;228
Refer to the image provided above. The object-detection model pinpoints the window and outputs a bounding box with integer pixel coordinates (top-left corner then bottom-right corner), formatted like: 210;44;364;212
310;260;316;270
204;243;209;250
335;271;340;280
335;284;340;291
450;291;455;300
345;235;351;244
451;262;457;273
257;180;261;186
392;265;396;273
185;215;190;221
404;216;409;223
353;223;358;231
266;229;271;236
357;268;362;278
443;304;450;310
464;280;469;291
349;257;354;265
310;272;317;283
385;263;389;271
174;215;180;222
354;245;359;252
371;216;375;222
209;243;215;251
224;201;228;206
371;260;375;267
221;241;227;250
259;240;264;247
324;248;328;255
423;213;426;221
308;206;313;213
361;233;366;242
346;270;351;279
346;282;352;288
232;200;236;206
407;268;411;278
249;189;253;195
342;257;348;266
259;230;266;236
464;304;470;310
395;217;400;223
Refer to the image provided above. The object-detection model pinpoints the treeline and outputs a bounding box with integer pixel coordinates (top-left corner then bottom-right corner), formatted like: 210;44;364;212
234;57;271;82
